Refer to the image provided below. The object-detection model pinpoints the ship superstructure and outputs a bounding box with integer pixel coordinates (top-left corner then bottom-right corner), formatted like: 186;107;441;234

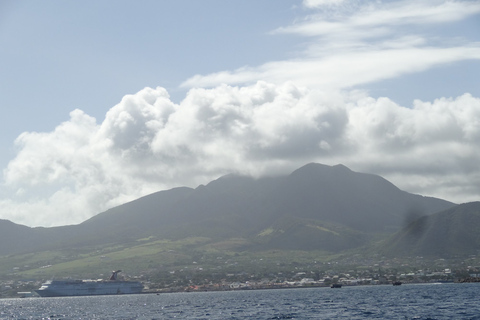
35;270;143;297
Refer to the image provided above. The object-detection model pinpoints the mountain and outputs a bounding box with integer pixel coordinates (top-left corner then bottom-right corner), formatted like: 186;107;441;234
0;163;455;256
380;201;480;257
0;219;40;255
269;163;452;233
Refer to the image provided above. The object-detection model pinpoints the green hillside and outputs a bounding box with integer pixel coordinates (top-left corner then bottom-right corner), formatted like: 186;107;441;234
0;163;461;285
1;234;335;285
380;202;480;257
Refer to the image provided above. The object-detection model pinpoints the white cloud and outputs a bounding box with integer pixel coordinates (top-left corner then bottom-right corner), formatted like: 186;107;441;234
1;0;480;227
2;88;181;226
300;0;480;34
303;0;348;8
182;0;480;90
1;84;480;227
183;46;480;90
345;93;480;200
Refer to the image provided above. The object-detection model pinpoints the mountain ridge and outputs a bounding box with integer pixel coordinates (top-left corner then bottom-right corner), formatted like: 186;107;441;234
0;163;455;257
380;201;480;257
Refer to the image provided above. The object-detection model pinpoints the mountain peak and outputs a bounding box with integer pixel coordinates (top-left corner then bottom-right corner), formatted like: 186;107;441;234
0;162;456;256
289;162;352;179
332;163;351;171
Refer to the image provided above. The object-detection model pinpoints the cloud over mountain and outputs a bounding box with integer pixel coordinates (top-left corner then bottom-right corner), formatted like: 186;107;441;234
1;0;479;227
1;82;479;227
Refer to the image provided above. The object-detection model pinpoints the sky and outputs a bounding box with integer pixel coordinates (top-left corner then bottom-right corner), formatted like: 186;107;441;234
1;0;479;227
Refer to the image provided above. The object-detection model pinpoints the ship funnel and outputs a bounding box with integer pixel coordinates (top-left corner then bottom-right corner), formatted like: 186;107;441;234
109;270;122;280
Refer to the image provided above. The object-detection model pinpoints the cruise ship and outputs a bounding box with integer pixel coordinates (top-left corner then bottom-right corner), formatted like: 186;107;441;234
35;270;143;297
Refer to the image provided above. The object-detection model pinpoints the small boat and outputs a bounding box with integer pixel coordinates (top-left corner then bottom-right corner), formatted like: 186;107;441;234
393;281;402;286
330;283;342;288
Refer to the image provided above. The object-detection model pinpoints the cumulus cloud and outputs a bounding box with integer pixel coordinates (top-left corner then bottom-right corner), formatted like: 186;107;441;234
1;83;480;227
182;0;480;90
1;0;480;227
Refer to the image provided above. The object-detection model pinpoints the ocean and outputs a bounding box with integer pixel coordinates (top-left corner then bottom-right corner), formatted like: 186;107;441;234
1;283;480;319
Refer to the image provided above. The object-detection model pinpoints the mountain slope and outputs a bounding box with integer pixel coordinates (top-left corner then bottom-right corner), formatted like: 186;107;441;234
253;215;369;252
380;202;480;257
0;163;455;256
273;163;452;233
0;219;40;254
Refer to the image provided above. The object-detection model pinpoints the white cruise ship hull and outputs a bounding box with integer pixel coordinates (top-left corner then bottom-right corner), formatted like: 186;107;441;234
35;280;143;297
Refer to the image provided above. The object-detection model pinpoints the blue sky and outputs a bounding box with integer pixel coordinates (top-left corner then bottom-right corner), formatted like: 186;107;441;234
0;1;302;151
1;0;480;227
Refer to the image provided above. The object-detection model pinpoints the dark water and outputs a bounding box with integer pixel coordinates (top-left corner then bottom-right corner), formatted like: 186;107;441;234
2;283;480;319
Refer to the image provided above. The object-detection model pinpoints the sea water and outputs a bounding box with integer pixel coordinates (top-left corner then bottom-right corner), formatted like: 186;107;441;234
1;283;480;319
